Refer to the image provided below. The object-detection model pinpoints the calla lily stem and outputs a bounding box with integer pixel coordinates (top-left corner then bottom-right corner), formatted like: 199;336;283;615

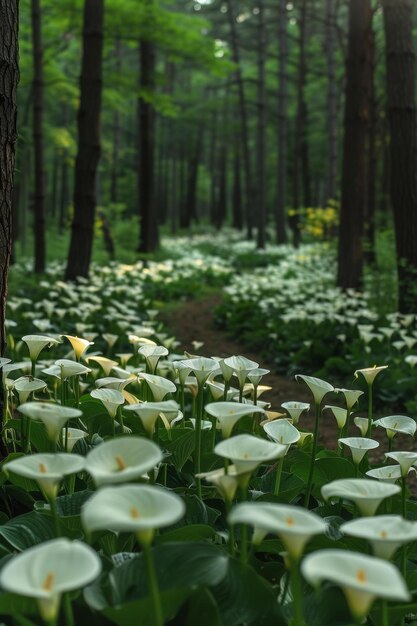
290;559;305;626
274;457;285;496
304;401;320;507
143;544;163;626
365;382;373;438
194;384;204;498
64;593;75;626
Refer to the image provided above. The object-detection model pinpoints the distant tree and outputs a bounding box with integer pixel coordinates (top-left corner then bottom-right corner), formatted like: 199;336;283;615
276;0;288;244
324;0;338;204
337;0;372;290
65;0;104;280
31;0;46;272
256;0;267;249
382;0;417;312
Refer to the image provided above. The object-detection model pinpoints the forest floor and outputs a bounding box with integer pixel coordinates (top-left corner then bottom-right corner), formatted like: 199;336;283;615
161;292;414;464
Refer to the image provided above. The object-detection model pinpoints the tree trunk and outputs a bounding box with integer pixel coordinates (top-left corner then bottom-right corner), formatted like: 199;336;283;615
256;0;267;249
365;26;377;265
65;0;104;280
325;0;339;203
336;0;372;289
110;38;122;205
137;31;158;253
227;0;253;239
232;147;243;230
382;0;417;312
181;126;204;229
276;0;288;244
49;149;59;220
31;0;46;273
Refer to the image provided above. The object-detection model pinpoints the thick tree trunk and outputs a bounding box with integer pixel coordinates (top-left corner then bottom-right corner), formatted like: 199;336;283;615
382;0;417;312
227;0;253;239
336;0;372;289
181;126;204;229
31;0;46;273
325;0;338;203
276;0;288;244
256;0;267;249
137;33;158;253
65;0;104;280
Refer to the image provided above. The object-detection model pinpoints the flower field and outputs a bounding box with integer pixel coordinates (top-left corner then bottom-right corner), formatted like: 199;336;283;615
1;234;417;625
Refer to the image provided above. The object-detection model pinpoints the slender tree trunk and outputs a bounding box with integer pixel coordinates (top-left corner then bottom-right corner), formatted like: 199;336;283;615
65;0;104;280
49;149;59;220
209;104;218;226
382;0;417;312
325;0;338;203
276;0;288;244
110;38;122;205
232;147;243;230
365;27;377;265
181;126;204;229
256;0;267;249
137;29;158;253
227;0;253;239
31;0;46;272
337;0;372;289
59;150;68;234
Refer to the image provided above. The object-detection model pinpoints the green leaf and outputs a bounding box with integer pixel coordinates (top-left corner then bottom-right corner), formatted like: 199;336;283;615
0;511;55;551
167;429;195;471
156;524;215;543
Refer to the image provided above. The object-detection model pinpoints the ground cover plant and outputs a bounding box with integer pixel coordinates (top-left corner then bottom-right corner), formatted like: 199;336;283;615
2;259;417;625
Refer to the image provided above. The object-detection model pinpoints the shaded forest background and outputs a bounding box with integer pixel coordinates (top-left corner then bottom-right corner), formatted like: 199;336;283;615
7;0;417;309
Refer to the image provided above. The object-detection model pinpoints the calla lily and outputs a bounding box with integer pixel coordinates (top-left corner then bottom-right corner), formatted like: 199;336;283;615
204;402;265;438
66;428;88;452
354;365;388;385
324;405;348;430
281;401;309;425
263;419;300;451
197;466;239;502
214;434;285;474
125;400;179;435
223;355;259;389
22;335;60;362
14;377;47;403
335;388;364;411
228;502;327;560
354;416;369;437
138;345;168;373
61;335;93;360
81;484;185;544
247;368;270;386
189;418;212;430
137;373;176;402
301;549;410;620
54;359;91;379
338;437;379;465
366;465;405;483
297;431;313;448
3;453;85;498
322;478;400;516
218;359;235;383
175;361;192;385
179;357;219;386
385;451;417;477
0;538;101;623
295;375;334;405
341;515;417;559
85;436;162;486
102;333;118;348
86;356;118;376
18;402;82;443
374;415;416;440
90;388;125;418
95;376;134;391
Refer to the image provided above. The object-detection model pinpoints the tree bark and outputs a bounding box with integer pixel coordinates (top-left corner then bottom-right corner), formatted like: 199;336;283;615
325;0;339;203
65;0;104;280
365;26;377;265
232;147;243;230
382;0;417;312
276;0;288;244
31;0;46;273
336;0;372;289
137;30;158;253
256;0;267;249
227;0;253;239
110;38;122;205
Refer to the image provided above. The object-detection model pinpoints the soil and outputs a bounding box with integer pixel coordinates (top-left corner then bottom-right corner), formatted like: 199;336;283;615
161;293;415;465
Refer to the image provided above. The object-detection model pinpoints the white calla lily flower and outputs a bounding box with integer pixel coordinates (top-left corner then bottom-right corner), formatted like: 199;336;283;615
18;402;82;443
295;375;334;405
324;405;348;430
66;428;88;452
125;400;179;435
374;415;416;440
82;484;185;545
61;335;93;360
263;419;300;451
338;437;379;465
214;434;285;474
85;436;162;486
95;376;135;391
205;402;265;438
229;502;327;560
138;345;168;373
3;453;85;498
179;357;219;386
281;401;309;425
22;335;60;362
90;388;125;418
223;355;259;388
354;416;369;437
322;478;400;516
334;388;364;411
14;377;47;403
197;465;239;502
301;549;410;620
54;359;91;379
137;373;176;402
354;365;388;386
0;538;101;623
366;465;413;483
86;356;119;376
385;451;417;477
341;515;417;559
